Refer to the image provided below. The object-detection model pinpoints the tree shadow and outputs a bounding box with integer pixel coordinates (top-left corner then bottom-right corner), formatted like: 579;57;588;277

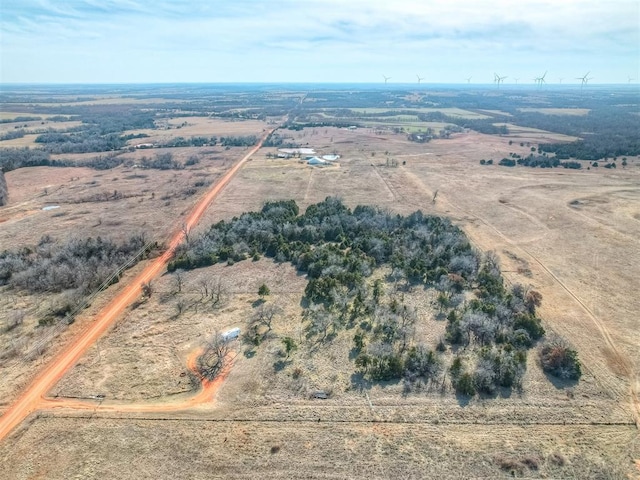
252;299;265;308
455;392;472;407
273;359;292;372
350;373;370;393
325;331;337;343
543;371;579;389
477;386;517;401
497;386;516;399
349;372;401;393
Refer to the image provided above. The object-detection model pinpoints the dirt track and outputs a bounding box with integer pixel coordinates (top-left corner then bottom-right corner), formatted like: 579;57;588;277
39;350;235;414
398;165;640;428
0;130;274;442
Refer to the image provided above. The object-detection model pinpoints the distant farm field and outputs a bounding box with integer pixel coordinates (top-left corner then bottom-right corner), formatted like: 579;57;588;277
518;108;591;116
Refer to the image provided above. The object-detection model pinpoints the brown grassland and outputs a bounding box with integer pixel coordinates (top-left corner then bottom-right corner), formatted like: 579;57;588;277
0;108;639;478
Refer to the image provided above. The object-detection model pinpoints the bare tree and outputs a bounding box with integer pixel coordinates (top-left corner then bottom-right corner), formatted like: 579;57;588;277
484;251;501;277
251;303;281;334
210;277;225;308
198;276;226;308
305;304;333;341
196;333;231;380
181;223;191;244
172;269;184;293
141;280;153;298
397;305;418;353
198;278;211;300
174;299;187;317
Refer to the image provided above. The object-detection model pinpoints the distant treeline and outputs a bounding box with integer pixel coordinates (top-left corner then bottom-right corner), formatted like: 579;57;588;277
0;129;27;141
35;130;128;154
158;136;216;148
521;109;640;160
284;121;361;130
0;148;60;172
219;135;258;147
262;133;299;148
487;154;582;169
0;147;196;172
0;116;42;124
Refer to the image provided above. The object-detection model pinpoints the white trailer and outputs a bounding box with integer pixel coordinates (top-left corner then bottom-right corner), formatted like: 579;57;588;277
221;327;240;342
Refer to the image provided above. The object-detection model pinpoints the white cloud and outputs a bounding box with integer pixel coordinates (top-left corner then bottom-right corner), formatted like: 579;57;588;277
1;0;637;83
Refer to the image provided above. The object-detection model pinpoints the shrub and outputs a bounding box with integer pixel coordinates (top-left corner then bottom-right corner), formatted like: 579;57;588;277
499;158;516;167
258;283;270;297
454;372;476;396
539;336;581;380
513;313;545;340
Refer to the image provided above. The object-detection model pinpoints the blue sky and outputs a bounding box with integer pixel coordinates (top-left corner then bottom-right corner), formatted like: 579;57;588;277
1;0;638;84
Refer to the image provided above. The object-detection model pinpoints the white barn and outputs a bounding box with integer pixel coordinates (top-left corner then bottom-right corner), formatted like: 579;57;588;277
307;156;328;166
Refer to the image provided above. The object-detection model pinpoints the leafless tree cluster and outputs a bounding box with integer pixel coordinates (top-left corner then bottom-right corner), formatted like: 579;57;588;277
198;276;226;308
0;234;153;324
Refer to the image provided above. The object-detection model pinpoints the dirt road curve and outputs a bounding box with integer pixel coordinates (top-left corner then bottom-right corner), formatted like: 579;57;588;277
39;350;235;414
0;130;274;442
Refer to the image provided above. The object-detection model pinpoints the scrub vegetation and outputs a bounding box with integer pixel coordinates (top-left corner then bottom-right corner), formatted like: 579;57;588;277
169;197;557;395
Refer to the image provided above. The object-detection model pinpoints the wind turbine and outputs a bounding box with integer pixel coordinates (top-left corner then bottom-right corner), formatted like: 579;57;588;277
533;71;547;86
514;77;520;84
539;71;547;85
416;74;425;84
382;75;391;84
494;73;507;87
576;71;591;88
466;76;472;84
628;76;635;84
558;77;564;84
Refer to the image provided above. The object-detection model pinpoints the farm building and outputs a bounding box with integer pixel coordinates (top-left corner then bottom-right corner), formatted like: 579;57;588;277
307;157;329;166
278;147;316;155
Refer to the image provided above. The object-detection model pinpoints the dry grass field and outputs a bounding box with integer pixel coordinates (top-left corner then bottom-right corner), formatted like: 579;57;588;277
127;118;270;146
493;123;580;142
0;120;83;135
1;111;639;478
0;145;252;408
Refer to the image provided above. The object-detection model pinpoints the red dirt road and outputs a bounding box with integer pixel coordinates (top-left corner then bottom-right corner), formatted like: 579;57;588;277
0;131;274;442
38;350;235;414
